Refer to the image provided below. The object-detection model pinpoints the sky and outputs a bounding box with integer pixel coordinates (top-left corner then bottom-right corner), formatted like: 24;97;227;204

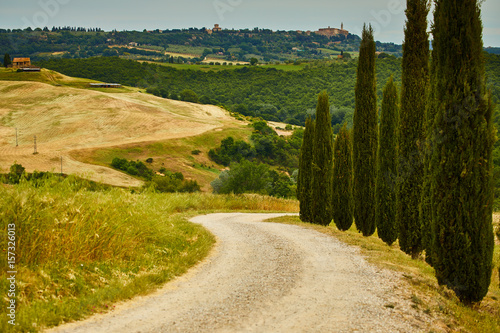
2;0;500;47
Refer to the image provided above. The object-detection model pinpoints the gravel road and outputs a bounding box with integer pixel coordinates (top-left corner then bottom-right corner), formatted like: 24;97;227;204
50;213;431;332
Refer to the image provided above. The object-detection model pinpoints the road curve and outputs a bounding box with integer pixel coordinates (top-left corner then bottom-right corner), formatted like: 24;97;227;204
49;213;429;333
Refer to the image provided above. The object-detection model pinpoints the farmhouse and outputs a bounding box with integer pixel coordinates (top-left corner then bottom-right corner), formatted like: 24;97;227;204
12;57;31;68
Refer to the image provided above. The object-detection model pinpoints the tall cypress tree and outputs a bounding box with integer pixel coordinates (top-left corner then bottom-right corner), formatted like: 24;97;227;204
332;123;354;231
398;0;430;259
298;117;315;222
376;76;399;246
428;0;495;303
4;53;11;68
353;24;378;236
311;91;334;226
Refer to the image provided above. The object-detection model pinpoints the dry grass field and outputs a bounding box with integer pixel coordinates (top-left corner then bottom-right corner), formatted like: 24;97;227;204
0;69;242;187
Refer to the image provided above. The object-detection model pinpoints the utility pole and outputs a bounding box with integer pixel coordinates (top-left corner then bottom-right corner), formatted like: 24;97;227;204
33;135;38;155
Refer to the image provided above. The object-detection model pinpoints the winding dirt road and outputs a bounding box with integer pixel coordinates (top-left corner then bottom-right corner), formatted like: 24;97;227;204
50;213;431;332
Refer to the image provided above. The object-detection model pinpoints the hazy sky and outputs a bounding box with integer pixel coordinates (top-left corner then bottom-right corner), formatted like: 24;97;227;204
3;0;500;46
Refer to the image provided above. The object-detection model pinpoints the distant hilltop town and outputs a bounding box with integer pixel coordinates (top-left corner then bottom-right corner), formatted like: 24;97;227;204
298;23;349;37
316;23;349;37
205;23;349;37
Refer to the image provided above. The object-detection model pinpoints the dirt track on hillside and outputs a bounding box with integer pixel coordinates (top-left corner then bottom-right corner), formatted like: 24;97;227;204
49;213;433;333
0;81;236;186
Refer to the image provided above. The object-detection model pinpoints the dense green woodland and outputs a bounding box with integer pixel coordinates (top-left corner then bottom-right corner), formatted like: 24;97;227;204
36;56;404;126
16;50;500;209
36;54;500;127
0;27;406;62
34;55;500;205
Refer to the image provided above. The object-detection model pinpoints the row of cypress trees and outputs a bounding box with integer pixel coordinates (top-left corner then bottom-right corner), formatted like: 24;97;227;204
298;91;354;230
298;0;495;303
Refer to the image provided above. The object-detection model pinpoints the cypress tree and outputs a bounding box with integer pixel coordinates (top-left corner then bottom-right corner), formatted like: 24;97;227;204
298;117;315;222
428;0;495;303
311;91;334;226
497;227;500;288
4;53;11;68
332;123;354;231
353;24;378;236
376;76;399;246
398;0;430;259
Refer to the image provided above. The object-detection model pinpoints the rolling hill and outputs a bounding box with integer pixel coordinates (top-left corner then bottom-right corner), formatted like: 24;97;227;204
0;68;246;188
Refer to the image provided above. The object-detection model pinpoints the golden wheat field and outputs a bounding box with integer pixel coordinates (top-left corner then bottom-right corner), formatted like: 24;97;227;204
0;71;241;187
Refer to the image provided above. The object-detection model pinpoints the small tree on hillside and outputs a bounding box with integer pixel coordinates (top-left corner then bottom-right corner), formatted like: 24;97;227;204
375;76;399;246
311;91;334;226
8;163;25;184
180;89;199;103
332;123;354;231
298;117;315;222
4;53;11;68
353;24;378;236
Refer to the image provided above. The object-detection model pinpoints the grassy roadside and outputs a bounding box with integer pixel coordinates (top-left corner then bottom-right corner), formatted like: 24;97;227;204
0;176;298;332
267;216;500;332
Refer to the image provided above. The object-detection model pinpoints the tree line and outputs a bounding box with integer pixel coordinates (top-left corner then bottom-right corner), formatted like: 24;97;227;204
35;56;404;126
34;54;499;129
299;0;495;304
208;121;302;198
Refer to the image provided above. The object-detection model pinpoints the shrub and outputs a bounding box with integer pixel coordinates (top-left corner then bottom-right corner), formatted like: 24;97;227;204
111;158;153;180
211;160;271;195
127;166;138;176
150;173;200;193
8;163;25;184
180;89;199;103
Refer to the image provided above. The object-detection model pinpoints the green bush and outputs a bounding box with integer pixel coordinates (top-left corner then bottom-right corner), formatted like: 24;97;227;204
180;89;199;103
210;160;295;198
127;166;138;176
111;158;153;180
149;172;200;193
8;163;25;184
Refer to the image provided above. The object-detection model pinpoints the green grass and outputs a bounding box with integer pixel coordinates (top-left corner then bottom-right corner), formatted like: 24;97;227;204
267;216;500;333
165;45;208;56
0;176;297;332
